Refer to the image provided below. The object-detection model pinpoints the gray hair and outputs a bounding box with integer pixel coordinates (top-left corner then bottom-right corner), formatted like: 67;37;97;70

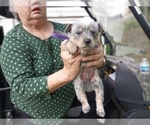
9;0;20;21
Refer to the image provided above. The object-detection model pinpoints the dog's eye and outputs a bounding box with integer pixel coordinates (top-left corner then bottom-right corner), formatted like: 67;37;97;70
91;30;96;35
76;31;82;35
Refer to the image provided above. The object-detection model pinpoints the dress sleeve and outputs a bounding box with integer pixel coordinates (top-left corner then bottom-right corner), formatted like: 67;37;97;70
0;32;51;100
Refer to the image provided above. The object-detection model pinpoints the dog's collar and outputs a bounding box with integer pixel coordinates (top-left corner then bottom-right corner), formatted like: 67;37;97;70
52;31;69;40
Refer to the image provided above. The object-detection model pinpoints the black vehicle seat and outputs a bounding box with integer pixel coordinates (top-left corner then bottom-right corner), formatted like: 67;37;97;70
114;62;150;118
0;66;12;118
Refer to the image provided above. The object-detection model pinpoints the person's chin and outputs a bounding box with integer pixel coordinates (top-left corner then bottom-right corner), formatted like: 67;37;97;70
31;14;45;20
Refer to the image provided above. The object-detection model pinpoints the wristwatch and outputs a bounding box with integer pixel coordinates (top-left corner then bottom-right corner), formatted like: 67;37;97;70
97;57;106;69
102;57;106;67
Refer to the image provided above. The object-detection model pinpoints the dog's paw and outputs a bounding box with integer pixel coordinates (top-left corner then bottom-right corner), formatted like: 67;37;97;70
82;104;90;114
65;42;78;55
96;107;105;117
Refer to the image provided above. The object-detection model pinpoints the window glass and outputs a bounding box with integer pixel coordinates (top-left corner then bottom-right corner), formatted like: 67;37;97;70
90;0;150;63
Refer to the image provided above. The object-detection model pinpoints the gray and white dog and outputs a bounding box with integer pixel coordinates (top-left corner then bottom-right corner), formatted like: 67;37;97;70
65;17;105;117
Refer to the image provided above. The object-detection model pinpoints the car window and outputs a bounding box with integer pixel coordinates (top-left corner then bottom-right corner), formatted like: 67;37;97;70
89;0;150;63
0;0;150;63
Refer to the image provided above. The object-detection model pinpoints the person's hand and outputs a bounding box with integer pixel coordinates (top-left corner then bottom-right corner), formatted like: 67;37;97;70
61;40;83;81
82;45;105;68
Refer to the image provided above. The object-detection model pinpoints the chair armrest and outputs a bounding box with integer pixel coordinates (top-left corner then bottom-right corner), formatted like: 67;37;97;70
0;87;11;92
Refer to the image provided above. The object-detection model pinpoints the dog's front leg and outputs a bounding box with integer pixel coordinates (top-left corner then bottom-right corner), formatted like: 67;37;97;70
92;71;105;117
74;76;90;114
95;87;105;117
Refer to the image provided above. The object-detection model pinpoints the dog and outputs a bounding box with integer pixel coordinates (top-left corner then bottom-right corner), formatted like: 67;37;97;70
65;17;105;117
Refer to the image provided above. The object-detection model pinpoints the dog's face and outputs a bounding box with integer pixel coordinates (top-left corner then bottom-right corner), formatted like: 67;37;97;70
66;18;101;51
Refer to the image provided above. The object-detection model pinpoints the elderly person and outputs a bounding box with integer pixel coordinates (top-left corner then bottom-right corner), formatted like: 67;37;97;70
0;0;105;119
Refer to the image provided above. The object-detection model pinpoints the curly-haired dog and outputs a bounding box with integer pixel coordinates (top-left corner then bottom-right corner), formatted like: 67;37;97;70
65;17;105;117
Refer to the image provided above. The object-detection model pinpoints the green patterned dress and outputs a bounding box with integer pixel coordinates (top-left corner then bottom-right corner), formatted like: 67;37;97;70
0;22;75;119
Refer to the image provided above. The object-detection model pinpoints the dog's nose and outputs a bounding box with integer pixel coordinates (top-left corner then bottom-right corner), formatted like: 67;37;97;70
84;39;91;45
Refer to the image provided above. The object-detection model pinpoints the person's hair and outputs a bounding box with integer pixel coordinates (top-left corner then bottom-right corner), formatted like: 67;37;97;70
9;0;20;21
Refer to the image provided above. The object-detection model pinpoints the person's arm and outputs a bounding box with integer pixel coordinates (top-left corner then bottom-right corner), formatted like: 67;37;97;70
47;40;83;93
1;34;83;99
47;69;72;93
0;33;50;99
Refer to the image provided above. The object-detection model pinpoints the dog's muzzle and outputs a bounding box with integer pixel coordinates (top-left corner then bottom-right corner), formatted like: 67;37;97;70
84;38;91;45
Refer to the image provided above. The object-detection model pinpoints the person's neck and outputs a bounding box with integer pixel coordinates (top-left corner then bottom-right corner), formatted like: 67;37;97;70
22;19;54;40
23;19;48;31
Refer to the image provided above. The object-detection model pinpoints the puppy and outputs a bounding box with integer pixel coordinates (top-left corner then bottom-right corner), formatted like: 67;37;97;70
65;17;105;117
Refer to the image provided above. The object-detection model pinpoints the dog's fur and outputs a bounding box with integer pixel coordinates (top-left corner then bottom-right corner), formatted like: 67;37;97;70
65;17;105;117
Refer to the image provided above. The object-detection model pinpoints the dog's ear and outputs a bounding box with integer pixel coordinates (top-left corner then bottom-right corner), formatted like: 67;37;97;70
98;24;103;33
98;23;105;33
66;24;72;33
